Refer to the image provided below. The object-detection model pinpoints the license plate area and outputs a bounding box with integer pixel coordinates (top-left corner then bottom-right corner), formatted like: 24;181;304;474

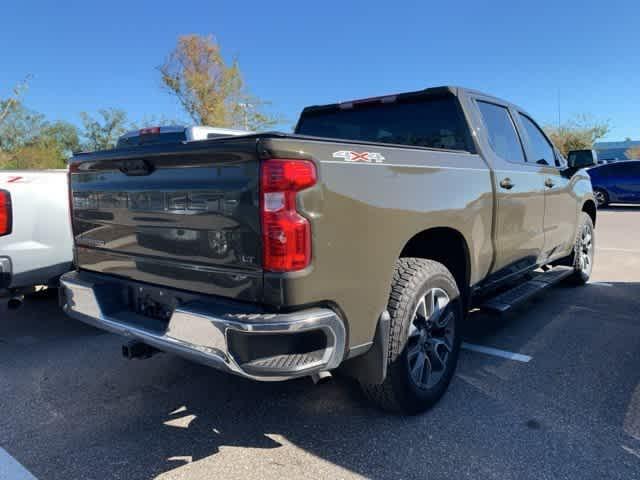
127;285;175;324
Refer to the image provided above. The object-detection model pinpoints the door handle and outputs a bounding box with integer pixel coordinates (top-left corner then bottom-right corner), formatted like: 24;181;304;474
499;178;514;190
545;178;555;188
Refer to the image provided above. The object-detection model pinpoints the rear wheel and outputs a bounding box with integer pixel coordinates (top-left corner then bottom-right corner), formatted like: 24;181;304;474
593;188;609;208
567;212;595;285
361;258;462;414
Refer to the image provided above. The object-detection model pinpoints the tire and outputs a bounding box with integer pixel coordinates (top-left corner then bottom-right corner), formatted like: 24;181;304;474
593;188;609;208
361;258;462;414
567;212;595;285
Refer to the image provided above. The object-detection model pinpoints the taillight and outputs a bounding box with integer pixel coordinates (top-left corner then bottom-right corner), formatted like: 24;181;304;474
139;126;161;136
0;190;12;237
260;159;317;272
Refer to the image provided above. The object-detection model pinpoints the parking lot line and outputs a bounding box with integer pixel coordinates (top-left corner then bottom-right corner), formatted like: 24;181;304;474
0;448;38;480
461;342;532;363
598;247;640;253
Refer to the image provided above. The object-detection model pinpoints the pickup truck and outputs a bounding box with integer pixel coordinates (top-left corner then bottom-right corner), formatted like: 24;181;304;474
1;170;73;308
60;86;597;414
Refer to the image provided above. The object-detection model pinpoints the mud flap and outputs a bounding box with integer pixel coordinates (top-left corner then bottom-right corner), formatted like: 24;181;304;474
339;311;390;385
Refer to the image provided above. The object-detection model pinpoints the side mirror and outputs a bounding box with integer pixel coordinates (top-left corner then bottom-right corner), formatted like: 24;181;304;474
567;149;597;169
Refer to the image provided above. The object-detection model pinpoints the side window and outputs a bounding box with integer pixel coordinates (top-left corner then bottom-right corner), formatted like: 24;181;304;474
623;162;640;176
595;165;613;178
518;114;555;166
477;101;525;163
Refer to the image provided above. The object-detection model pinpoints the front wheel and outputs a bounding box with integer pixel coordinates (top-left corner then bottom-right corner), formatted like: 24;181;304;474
593;188;609;208
567;212;595;285
361;258;462;414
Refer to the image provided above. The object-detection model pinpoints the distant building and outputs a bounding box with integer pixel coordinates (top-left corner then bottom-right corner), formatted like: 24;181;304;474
594;140;640;162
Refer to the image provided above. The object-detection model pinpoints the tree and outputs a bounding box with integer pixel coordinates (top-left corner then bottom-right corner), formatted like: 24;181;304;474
0;120;80;169
626;146;640;160
544;115;610;156
1;76;81;169
80;108;128;151
0;75;31;127
0;99;80;169
0;102;47;151
159;34;277;131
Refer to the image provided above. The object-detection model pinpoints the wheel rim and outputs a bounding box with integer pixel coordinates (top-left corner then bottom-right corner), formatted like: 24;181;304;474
406;288;455;389
594;190;606;207
578;223;593;274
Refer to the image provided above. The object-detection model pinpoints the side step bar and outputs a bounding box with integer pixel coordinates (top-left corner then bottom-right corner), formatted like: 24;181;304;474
480;266;574;313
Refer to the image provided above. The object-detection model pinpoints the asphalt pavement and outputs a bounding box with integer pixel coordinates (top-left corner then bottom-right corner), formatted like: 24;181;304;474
1;207;639;480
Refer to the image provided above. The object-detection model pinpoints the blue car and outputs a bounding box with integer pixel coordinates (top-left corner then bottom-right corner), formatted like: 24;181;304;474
588;160;640;207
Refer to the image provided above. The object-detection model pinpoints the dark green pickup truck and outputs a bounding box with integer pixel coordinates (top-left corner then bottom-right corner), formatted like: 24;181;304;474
60;86;597;414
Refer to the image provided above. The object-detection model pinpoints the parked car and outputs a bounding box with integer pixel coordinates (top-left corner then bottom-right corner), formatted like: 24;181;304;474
0;170;73;308
588;160;640;207
60;86;596;414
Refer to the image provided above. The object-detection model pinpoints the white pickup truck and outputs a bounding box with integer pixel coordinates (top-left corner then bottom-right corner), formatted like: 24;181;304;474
0;170;73;308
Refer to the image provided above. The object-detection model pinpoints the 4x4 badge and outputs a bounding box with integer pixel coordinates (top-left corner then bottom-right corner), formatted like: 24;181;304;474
333;150;385;163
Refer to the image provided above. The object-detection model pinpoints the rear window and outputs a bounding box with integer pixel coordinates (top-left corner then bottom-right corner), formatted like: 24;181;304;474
295;95;472;152
116;132;186;149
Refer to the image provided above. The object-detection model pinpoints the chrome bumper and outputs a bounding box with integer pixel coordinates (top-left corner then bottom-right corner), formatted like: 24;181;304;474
59;271;346;381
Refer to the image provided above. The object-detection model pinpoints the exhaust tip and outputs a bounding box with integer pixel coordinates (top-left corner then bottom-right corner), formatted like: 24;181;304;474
311;371;332;385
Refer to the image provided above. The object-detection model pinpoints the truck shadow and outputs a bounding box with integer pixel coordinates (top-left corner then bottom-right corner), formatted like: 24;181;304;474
2;282;640;479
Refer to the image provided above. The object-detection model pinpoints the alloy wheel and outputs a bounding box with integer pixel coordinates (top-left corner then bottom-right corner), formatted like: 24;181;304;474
578;223;593;274
406;288;455;389
594;190;607;207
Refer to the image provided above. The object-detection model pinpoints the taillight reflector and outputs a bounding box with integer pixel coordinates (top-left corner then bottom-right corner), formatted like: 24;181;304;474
260;159;317;272
0;190;12;237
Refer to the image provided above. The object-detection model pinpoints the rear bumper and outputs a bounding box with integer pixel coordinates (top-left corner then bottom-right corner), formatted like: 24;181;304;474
0;257;12;296
0;253;71;292
59;270;346;381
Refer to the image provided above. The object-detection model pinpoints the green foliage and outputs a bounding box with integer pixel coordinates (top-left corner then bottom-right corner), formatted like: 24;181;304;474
0;99;80;169
80;108;129;151
1;144;67;170
0;75;31;127
159;34;278;131
131;114;184;129
544;115;610;157
0;103;46;151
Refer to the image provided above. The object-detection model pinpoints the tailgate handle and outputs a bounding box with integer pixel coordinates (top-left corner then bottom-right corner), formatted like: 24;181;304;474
120;159;155;176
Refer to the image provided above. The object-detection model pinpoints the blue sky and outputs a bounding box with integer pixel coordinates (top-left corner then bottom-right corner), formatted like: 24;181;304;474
2;0;639;140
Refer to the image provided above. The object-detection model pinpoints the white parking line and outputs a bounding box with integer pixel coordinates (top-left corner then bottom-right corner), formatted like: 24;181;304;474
0;448;38;480
598;247;640;254
462;342;532;363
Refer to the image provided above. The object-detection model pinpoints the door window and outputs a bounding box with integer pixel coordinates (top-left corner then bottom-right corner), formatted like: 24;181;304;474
619;162;640;177
518;114;556;166
476;101;525;163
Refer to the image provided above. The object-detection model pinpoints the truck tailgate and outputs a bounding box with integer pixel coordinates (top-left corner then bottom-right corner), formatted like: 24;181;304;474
69;140;263;302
